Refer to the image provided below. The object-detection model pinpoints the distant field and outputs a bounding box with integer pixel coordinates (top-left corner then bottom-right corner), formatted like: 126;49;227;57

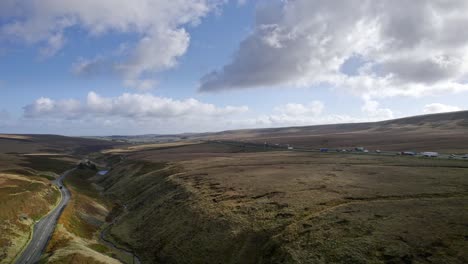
0;134;31;140
103;141;201;154
0;134;121;155
192;111;468;153
98;142;468;263
97;111;468;153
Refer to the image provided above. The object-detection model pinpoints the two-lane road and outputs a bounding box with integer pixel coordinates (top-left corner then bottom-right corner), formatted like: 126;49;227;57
15;169;74;264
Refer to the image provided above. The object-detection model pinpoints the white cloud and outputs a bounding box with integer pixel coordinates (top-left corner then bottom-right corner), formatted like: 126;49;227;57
39;32;65;58
275;101;324;117
200;0;468;98
19;94;402;134
116;28;190;80
24;92;248;120
423;103;462;114
1;0;222;84
229;100;393;129
361;97;394;120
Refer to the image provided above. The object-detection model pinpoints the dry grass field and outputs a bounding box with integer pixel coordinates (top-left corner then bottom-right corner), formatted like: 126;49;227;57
194;111;468;153
43;168;123;264
0;151;73;263
1;111;467;263
0;134;121;263
0;134;120;155
0;171;60;263
102;141;201;154
96;142;468;263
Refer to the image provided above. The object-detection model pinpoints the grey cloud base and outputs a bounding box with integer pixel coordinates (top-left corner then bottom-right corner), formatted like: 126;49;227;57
199;0;468;97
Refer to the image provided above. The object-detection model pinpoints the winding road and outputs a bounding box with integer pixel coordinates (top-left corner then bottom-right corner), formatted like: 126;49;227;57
15;169;74;264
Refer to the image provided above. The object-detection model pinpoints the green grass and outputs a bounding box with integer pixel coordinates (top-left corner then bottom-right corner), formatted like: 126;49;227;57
0;174;60;263
65;168;101;199
89;243;110;254
136;161;167;175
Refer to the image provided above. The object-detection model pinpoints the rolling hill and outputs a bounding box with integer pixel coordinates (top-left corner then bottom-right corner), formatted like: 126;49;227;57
195;111;468;153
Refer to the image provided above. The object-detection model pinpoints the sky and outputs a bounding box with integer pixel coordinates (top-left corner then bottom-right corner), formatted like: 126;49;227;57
0;0;467;136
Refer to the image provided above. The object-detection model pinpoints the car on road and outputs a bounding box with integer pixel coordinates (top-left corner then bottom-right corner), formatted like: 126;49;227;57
463;154;468;159
421;152;439;157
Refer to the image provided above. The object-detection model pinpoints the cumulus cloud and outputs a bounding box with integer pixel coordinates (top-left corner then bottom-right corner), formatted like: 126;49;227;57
423;103;462;114
1;0;222;84
274;101;324;117
21;95;398;133
200;0;468;98
23;92;248;120
361;97;394;120
229;100;393;129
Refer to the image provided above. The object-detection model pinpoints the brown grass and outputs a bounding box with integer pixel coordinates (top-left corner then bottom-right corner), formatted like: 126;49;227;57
0;134;31;140
44;168;121;263
196;111;468;153
103;141;200;154
46;252;108;264
0;173;60;263
98;144;468;263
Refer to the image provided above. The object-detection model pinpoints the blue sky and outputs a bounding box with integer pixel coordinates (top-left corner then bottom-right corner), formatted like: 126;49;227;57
1;0;467;135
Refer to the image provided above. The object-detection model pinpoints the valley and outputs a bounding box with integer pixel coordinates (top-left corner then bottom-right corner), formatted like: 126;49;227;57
1;112;468;263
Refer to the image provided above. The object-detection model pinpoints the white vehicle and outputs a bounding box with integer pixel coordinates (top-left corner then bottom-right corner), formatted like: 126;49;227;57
421;152;439;157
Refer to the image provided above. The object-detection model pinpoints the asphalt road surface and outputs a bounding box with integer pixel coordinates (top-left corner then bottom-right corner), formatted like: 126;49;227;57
15;169;74;264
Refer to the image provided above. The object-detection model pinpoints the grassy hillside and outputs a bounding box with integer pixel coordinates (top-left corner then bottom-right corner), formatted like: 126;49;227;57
96;111;468;153
0;152;76;263
0;134;121;156
95;142;468;263
0;171;60;263
194;111;468;153
0;134;121;263
43;168;123;264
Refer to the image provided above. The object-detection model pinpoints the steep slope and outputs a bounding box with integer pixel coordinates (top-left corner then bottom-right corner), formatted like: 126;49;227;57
94;142;468;263
0;135;121;263
0;159;61;263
